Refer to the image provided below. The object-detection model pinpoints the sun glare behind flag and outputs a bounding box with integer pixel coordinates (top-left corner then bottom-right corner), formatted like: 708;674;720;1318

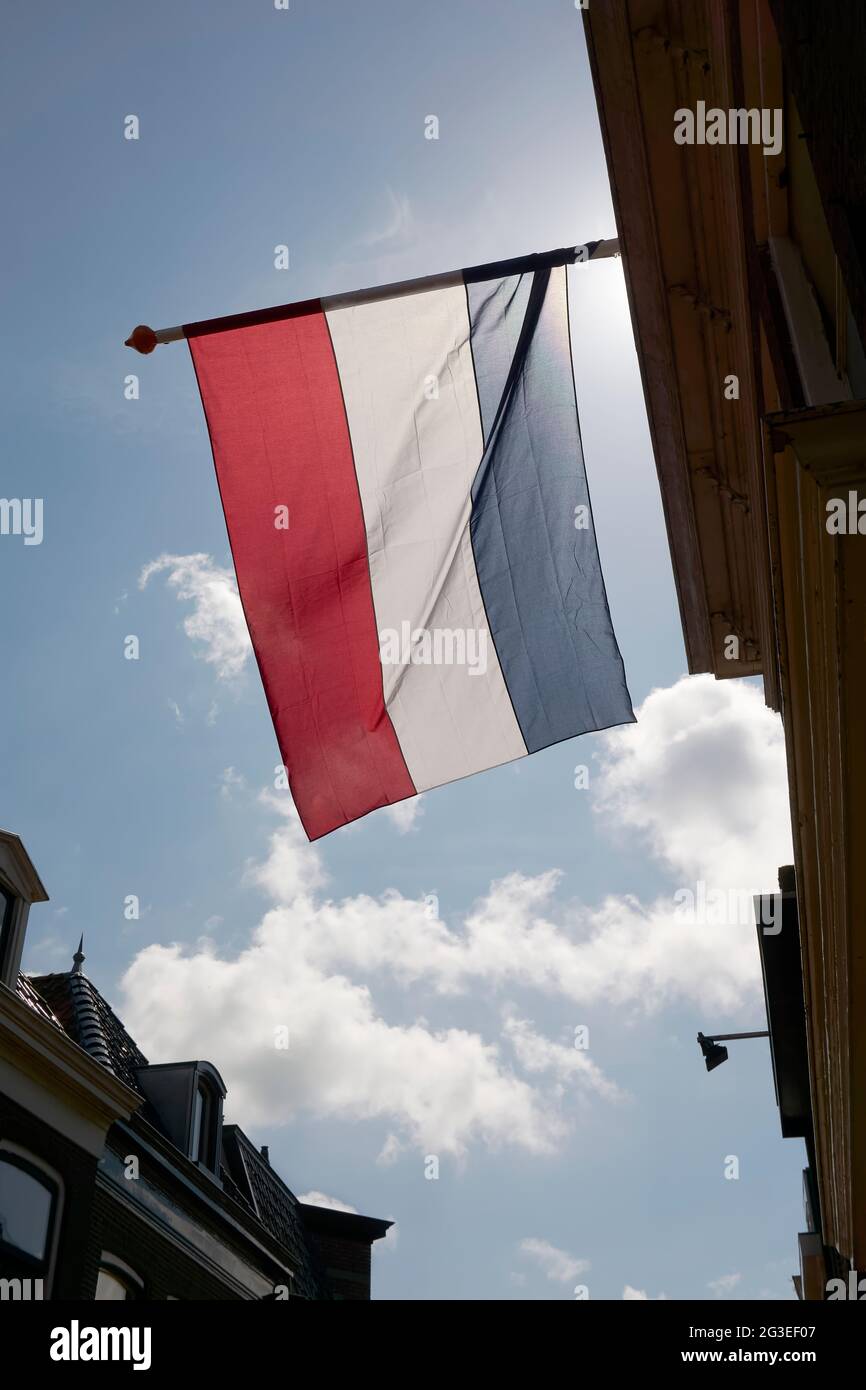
181;247;635;838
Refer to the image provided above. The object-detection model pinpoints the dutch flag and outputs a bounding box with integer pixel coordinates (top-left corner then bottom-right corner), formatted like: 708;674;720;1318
186;248;634;838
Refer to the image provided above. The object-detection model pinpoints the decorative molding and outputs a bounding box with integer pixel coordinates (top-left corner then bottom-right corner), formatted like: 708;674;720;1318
583;0;766;680
0;983;141;1156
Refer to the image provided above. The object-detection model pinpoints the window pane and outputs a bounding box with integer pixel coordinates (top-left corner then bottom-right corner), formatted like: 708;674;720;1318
96;1269;130;1300
0;887;14;973
190;1085;204;1162
0;1158;52;1260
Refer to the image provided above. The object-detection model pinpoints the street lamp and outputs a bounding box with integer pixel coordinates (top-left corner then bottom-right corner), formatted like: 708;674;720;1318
697;1030;769;1073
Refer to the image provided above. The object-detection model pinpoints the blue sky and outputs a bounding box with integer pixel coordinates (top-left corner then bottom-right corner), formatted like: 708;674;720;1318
1;0;804;1300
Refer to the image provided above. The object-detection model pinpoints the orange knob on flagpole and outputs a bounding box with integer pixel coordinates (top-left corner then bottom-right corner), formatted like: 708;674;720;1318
124;324;159;354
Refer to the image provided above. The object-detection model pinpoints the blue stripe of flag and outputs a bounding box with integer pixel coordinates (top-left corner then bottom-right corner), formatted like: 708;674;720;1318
464;262;634;751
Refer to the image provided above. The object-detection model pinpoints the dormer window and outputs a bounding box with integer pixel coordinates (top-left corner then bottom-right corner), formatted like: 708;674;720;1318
187;1068;225;1174
0;830;49;989
190;1080;215;1167
0;883;16;984
132;1059;226;1182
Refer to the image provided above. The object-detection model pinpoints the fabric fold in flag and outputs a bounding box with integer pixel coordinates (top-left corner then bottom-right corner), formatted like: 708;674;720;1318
187;250;635;839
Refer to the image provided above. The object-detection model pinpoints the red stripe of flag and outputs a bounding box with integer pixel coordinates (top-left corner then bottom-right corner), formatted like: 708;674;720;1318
188;309;415;839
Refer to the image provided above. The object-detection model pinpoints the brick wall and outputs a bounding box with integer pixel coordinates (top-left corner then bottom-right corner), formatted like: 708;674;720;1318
308;1233;372;1300
87;1186;243;1300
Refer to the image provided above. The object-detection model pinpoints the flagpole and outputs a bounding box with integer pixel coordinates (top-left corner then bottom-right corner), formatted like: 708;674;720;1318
124;238;621;353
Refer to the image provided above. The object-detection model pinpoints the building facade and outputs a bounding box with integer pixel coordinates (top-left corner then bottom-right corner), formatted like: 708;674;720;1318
0;829;390;1300
584;0;866;1296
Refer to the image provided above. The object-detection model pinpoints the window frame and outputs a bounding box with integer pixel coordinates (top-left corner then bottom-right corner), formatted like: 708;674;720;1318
95;1252;145;1301
0;1147;61;1284
190;1079;216;1169
0;877;17;984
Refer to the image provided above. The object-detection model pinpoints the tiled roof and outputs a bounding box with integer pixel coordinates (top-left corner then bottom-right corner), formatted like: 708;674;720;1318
22;963;329;1296
28;969;148;1090
15;972;64;1029
222;1126;329;1299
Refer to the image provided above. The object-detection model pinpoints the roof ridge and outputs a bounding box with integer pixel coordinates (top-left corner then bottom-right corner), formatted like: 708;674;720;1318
234;1126;300;1203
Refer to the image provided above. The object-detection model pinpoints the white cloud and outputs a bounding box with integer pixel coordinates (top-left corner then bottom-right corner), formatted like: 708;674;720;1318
118;674;792;1158
215;852;753;1018
381;797;424;834
243;793;327;901
623;1284;668;1300
219;767;246;800
376;1133;404;1166
139;553;252;680
297;1191;357;1214
502;1015;624;1102
122;932;571;1158
120;793;607;1158
518;1238;589;1283
361;187;415;247
708;1272;742;1297
593;674;791;890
